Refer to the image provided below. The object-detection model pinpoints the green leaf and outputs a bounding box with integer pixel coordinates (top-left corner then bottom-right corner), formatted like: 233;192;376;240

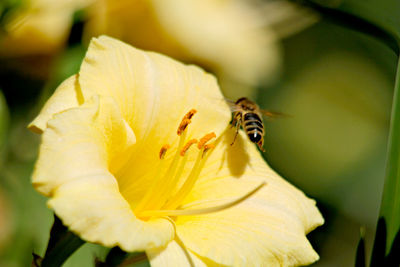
96;249;149;267
370;218;387;267
40;215;85;267
379;58;400;252
385;227;400;266
355;229;366;267
298;0;400;54
99;247;128;267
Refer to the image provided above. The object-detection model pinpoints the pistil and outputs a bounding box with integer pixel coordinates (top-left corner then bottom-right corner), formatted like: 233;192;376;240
139;182;266;217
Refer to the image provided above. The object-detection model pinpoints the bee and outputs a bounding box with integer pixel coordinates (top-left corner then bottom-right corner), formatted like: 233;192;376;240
230;97;285;152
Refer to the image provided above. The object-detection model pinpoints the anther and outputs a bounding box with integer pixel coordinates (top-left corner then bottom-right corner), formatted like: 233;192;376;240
202;143;215;158
177;119;190;135
180;139;198;156
185;109;197;120
177;109;197;136
159;145;170;159
198;132;216;149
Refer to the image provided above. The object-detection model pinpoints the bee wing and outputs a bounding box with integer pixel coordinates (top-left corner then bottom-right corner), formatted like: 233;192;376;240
222;98;241;112
260;109;291;119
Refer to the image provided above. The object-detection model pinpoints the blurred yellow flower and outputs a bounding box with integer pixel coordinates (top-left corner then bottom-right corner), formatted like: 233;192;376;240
29;36;323;266
85;0;282;98
2;0;315;96
0;0;94;56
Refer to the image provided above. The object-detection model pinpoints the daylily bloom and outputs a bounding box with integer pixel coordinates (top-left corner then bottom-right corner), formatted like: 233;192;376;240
29;36;323;266
2;0;315;97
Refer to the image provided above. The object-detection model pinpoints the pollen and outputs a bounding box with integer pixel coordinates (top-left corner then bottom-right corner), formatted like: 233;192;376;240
185;109;197;120
198;132;216;149
177;109;197;135
180;139;198;156
159;144;171;159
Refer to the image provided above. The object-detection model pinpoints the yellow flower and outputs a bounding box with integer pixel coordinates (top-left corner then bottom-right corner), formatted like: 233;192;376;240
0;0;94;56
29;36;323;266
3;0;315;97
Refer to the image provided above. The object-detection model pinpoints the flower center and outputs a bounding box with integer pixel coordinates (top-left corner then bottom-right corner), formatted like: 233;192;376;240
134;110;265;220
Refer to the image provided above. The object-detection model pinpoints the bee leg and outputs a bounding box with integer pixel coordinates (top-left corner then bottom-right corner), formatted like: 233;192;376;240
231;120;241;146
231;129;239;146
230;112;239;128
230;112;242;146
230;119;236;128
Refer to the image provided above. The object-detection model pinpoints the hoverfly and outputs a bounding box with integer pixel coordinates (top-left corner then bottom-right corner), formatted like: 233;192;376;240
229;97;286;152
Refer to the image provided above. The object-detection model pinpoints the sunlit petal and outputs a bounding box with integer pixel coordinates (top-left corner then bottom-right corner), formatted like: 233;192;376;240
28;74;82;133
147;240;207;267
49;171;174;251
33;95;173;250
79;35;231;139
176;130;323;266
177;199;320;267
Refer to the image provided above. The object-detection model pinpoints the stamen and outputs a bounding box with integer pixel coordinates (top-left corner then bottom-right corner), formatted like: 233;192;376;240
180;139;198;156
177;119;190;135
177;109;197;135
202;143;215;158
162;148;207;210
185;109;197;120
159;145;171;159
197;132;216;149
135;110;223;219
134;145;171;213
139;182;266;217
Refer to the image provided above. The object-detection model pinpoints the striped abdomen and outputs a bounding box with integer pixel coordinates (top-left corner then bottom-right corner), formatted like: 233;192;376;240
243;113;264;143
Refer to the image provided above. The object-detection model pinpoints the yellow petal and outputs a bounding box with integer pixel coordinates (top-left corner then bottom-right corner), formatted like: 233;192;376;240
147;240;207;267
78;36;231;206
174;129;323;266
33;94;134;195
28;75;82;133
49;171;173;251
79;36;230;139
33;95;172;250
150;0;280;87
176;200;320;267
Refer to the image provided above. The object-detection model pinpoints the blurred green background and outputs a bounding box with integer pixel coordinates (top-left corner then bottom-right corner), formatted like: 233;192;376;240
0;1;398;266
262;19;396;266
